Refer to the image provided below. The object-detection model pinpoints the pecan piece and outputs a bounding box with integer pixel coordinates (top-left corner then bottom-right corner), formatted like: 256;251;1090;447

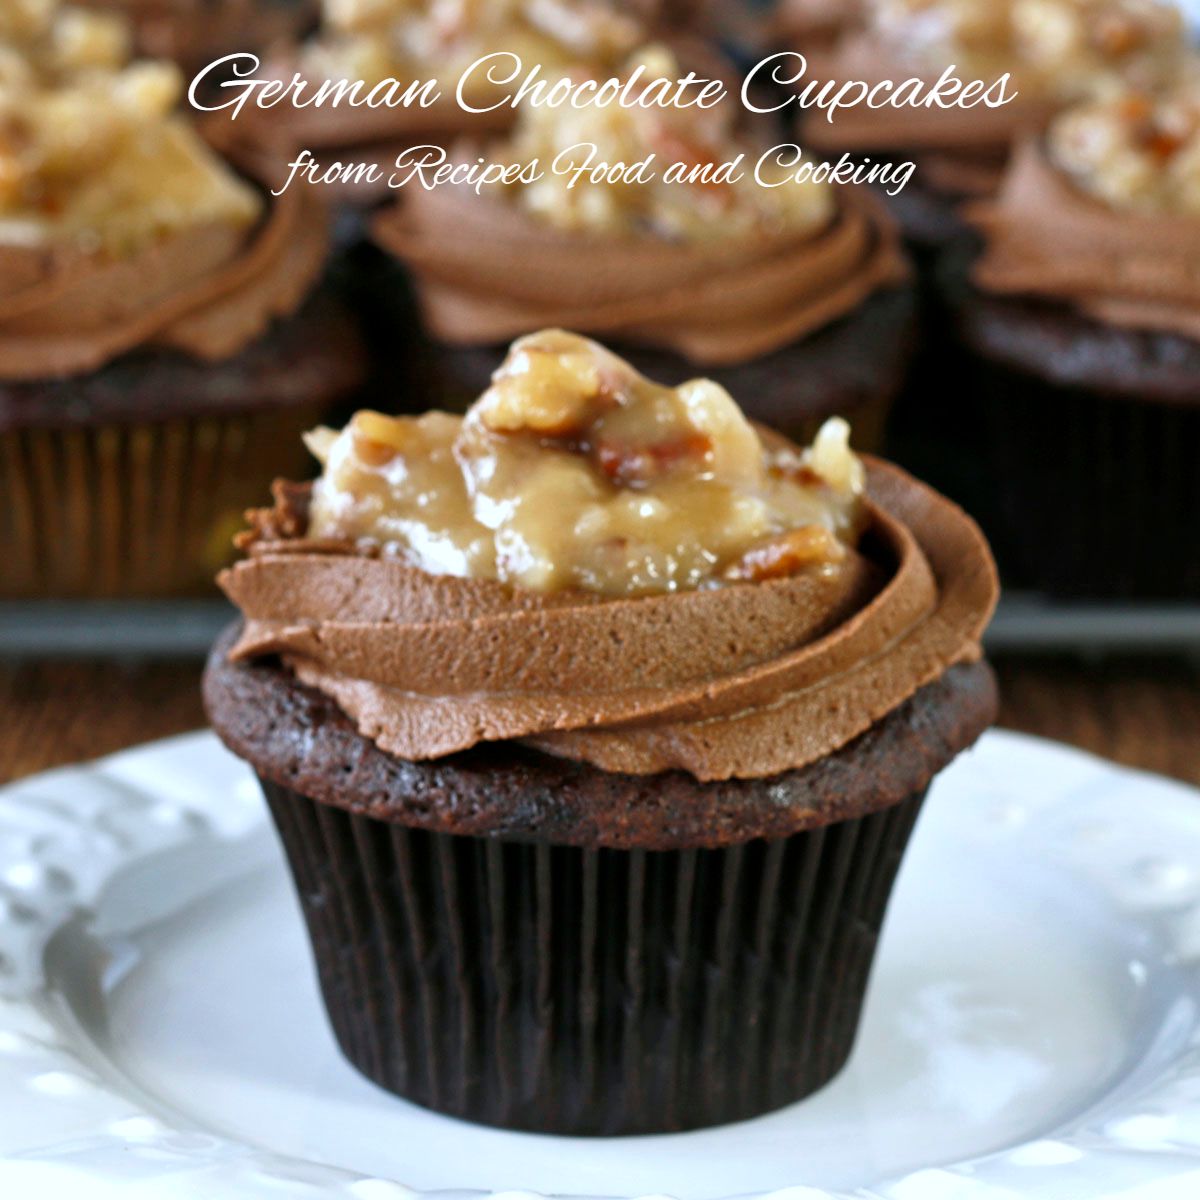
595;433;713;487
723;526;844;582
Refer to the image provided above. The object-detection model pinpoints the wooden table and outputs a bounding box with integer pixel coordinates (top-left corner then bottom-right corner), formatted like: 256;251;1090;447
0;655;1197;788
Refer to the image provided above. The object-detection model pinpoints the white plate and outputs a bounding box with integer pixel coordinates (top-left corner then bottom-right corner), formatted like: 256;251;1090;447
2;731;1200;1199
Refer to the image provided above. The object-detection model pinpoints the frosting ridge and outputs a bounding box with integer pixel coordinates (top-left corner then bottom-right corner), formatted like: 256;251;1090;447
969;137;1200;339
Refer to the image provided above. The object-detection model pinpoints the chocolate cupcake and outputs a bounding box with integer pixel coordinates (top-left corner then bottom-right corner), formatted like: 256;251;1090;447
0;12;364;598
76;0;317;74
798;0;1186;249
219;0;651;208
371;46;915;449
941;79;1200;599
204;329;999;1134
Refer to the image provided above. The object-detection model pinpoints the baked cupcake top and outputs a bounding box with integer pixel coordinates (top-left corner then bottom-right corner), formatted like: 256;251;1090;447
968;73;1200;340
0;2;329;380
221;330;997;783
804;0;1187;195
372;47;906;365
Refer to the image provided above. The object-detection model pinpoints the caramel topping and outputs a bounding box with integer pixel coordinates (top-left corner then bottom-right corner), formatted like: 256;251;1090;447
804;0;1187;160
0;1;130;82
870;0;1185;98
301;0;643;95
0;30;260;257
305;330;865;595
493;45;832;242
1049;77;1200;214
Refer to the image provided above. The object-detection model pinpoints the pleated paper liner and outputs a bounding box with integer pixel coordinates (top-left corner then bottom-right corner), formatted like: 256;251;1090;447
262;778;926;1135
0;406;323;598
977;362;1200;600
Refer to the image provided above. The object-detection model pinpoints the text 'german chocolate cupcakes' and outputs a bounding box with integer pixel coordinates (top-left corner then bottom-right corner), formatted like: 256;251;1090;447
0;4;364;598
943;77;1200;598
799;0;1187;248
372;45;915;449
205;329;998;1135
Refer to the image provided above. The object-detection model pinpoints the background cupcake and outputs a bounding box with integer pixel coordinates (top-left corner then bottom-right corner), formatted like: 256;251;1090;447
211;0;662;415
799;0;1187;249
372;46;915;448
221;0;651;209
0;4;364;597
942;76;1200;599
205;329;999;1135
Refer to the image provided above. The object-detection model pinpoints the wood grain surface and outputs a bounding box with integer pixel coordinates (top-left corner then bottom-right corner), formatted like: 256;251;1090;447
0;655;1197;788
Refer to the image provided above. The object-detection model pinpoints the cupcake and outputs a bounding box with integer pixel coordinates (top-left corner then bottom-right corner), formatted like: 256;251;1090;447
0;7;364;598
204;329;999;1134
371;46;915;449
798;0;1187;249
221;0;650;208
76;0;317;73
943;79;1200;598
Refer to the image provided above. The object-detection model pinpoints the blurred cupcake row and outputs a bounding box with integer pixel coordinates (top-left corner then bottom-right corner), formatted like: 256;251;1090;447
2;0;1197;601
777;0;1200;599
0;0;364;597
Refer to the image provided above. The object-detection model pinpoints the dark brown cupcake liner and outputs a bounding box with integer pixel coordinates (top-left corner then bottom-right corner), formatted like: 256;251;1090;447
261;777;927;1135
974;359;1200;599
0;406;324;598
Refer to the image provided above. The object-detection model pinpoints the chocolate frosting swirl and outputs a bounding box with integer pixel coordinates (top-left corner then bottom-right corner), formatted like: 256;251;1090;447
371;182;907;365
0;150;330;381
221;456;997;781
969;138;1200;340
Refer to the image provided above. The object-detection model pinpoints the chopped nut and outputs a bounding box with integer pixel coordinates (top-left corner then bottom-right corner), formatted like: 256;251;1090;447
800;417;865;495
595;433;713;487
302;426;339;465
1050;77;1200;215
723;526;846;582
1119;92;1155;123
1093;15;1138;56
349;411;416;467
353;410;413;448
476;336;614;436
